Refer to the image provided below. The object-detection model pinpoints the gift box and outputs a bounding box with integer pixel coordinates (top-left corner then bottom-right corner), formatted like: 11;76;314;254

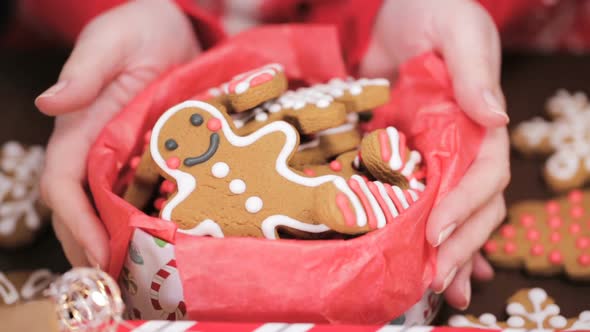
87;25;484;325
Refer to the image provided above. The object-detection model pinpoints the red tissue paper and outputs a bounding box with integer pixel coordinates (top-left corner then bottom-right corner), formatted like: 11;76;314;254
88;25;484;324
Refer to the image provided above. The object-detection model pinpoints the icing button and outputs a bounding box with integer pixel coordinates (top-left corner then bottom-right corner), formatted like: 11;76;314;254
548;250;563;265
569;223;582;235
504;242;517;254
530;244;544;256
578;254;590;267
526;229;540;241
570;206;584;218
207;118;222;132
484;240;498;253
166;157;181;169
550;232;562;243
545;200;560;214
501;225;517;239
568;189;584;203
520;214;535;227
576;236;590;249
245;196;263;213
548;216;562;229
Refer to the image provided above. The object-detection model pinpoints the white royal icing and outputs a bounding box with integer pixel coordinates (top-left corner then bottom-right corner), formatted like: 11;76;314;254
179;219;224;238
0;269;54;305
261;215;330;240
245;196;263;213
224;63;283;95
211;162;230;178
229;179;246;194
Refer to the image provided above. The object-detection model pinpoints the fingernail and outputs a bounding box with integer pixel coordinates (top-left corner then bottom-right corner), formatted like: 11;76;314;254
435;266;457;294
459;279;472;311
85;250;101;269
37;81;68;100
482;90;509;123
434;223;456;247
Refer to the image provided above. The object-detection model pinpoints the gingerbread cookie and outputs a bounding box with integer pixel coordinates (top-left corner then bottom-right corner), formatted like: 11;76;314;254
149;101;421;239
0;270;55;306
299;151;360;178
449;288;590;330
484;189;590;280
223;63;287;112
359;127;426;191
511;89;590;191
0;142;49;248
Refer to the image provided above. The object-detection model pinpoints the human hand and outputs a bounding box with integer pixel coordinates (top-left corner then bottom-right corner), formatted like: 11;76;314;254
359;0;510;309
36;0;200;269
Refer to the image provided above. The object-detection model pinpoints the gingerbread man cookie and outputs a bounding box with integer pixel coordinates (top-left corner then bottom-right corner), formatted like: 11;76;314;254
484;189;590;280
0;142;49;248
0;270;55;306
449;288;590;330
149;101;421;239
511;89;590;191
359;126;426;191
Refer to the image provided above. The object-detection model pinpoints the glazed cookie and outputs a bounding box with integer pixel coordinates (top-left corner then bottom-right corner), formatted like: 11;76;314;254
449;288;590;330
149;101;421;239
359;126;426;191
511;89;590;191
223;63;287;112
0;142;49;248
0;270;55;306
483;189;590;280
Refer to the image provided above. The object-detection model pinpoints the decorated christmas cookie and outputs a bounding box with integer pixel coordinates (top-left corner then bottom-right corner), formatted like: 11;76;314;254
0;270;55;306
122;133;163;211
223;63;287;112
149;101;421;239
0;142;49;248
449;288;590;330
484;189;590;280
359;127;426;191
511;89;590;191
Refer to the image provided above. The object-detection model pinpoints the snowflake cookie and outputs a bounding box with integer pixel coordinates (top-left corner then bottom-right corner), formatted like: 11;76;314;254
449;288;590;331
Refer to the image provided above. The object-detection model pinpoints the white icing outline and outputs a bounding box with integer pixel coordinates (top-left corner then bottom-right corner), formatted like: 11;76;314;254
178;219;224;238
0;272;19;305
261;215;330;240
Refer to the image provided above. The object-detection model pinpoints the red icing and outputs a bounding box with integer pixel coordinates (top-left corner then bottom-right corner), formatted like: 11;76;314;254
160;180;176;194
550;232;561;243
329;160;342;172
378;130;391;162
348;178;377;229
484;240;498;253
570;206;585;218
526;229;540;241
154;198;166;210
569;223;582;235
207;118;222;132
576;236;590;249
548;250;563;265
166;157;181;169
548;216;562;229
578;254;590;267
568;189;584;203
226;65;280;94
500;225;516;239
504;242;517;254
336;193;356;227
367;182;394;224
545;201;560;214
520;214;535;227
384;185;404;212
130;156;141;169
530;244;544;256
303;169;316;176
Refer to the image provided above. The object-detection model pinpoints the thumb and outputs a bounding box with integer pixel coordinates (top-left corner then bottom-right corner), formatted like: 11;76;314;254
437;1;509;127
35;17;129;115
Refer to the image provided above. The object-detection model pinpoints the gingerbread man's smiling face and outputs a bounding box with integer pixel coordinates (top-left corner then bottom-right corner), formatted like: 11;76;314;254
151;102;225;175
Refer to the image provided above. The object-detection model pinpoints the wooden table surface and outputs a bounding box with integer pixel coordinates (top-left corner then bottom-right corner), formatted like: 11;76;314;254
0;49;588;324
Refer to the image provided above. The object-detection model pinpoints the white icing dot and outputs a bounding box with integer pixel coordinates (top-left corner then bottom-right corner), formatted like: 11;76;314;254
229;179;246;194
2;141;24;158
549;315;567;328
479;313;497;325
245;196;263;213
211;162;229;178
255;111;268;122
506;316;525;327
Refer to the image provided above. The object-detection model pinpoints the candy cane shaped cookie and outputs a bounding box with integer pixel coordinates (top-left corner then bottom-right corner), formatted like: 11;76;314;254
223;63;287;112
359;126;426;190
150;259;186;320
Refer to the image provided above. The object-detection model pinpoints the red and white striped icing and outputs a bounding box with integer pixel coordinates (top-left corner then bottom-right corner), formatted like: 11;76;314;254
150;259;186;321
375;126;426;191
336;175;419;229
223;63;283;95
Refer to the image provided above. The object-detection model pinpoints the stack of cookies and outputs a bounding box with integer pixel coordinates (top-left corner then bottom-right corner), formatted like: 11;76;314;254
121;63;426;240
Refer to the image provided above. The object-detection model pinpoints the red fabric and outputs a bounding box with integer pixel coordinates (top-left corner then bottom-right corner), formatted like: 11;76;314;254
87;25;484;324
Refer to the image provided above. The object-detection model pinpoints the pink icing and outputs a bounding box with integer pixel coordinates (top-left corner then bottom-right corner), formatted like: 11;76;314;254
166;157;180;169
225;64;282;94
550;232;562;243
154;198;166;210
578;254;590;266
367;181;394;224
378;130;391;162
530;244;544;256
526;229;540;241
303;169;315;176
130;156;141;169
520;214;535;227
336;193;355;227
504;242;517;254
570;206;585;218
501;225;517;239
548;250;563;265
568;189;584;203
484;240;498;253
329;160;342;172
207;118;222;132
545;200;560;214
348;178;377;229
569;223;582;234
576;236;590;249
548;216;563;229
160;180;176;194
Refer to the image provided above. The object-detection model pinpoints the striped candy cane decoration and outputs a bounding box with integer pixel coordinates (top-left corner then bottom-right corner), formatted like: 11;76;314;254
149;259;186;321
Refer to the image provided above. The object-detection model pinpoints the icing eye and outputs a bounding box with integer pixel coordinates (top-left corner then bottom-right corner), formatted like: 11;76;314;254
190;114;204;126
165;139;178;151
